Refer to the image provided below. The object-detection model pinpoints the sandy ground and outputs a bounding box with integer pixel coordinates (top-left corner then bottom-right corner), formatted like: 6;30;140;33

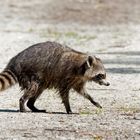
0;0;140;139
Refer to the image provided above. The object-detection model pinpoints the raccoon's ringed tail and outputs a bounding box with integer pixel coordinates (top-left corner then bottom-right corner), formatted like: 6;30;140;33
0;70;17;91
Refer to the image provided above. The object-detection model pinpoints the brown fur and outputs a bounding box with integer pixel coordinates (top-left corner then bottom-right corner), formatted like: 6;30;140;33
0;41;109;113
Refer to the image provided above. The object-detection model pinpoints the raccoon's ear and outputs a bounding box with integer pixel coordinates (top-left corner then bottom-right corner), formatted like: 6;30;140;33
86;56;93;68
77;56;93;75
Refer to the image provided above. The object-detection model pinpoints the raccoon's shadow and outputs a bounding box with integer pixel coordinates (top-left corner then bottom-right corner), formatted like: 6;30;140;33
0;109;18;113
0;109;79;114
45;112;79;115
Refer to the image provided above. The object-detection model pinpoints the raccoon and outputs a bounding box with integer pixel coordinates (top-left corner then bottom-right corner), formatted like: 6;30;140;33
0;41;109;113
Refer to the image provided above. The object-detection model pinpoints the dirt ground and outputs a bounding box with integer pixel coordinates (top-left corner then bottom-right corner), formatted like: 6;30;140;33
0;0;140;139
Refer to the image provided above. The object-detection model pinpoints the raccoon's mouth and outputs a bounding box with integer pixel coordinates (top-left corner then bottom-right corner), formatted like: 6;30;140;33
92;74;110;86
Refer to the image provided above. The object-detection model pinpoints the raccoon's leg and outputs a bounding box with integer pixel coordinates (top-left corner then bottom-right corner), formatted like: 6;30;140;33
19;81;39;112
60;92;72;114
27;88;46;112
74;87;102;109
19;93;27;112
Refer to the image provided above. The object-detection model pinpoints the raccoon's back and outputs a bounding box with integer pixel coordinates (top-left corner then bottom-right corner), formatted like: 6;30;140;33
6;41;70;75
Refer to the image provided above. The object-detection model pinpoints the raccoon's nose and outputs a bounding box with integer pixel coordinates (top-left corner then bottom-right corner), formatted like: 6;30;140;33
106;82;110;86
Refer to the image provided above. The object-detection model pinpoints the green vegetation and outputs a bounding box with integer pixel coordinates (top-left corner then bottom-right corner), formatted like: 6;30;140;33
92;135;103;140
79;108;103;115
118;106;140;114
40;29;97;41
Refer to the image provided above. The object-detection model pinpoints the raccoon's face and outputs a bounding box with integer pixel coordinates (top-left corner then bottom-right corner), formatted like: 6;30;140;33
79;56;110;86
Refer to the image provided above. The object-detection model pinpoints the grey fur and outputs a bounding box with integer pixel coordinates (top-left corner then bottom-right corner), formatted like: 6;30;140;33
2;41;109;113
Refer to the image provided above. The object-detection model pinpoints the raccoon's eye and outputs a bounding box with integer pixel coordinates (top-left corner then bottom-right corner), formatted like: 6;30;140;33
96;74;105;80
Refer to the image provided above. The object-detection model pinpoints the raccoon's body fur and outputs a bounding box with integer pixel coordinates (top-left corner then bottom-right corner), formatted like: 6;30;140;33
0;41;109;113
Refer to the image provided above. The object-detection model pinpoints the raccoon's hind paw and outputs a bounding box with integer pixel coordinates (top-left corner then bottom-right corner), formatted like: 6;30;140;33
32;109;46;113
19;109;27;113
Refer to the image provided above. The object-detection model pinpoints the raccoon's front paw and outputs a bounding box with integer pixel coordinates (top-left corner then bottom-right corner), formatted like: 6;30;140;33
95;102;102;109
67;110;73;114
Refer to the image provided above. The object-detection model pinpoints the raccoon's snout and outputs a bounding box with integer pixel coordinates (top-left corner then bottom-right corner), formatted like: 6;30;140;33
99;79;110;86
93;74;110;86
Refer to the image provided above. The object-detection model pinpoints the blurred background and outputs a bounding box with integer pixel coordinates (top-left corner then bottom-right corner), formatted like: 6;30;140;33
0;0;140;51
1;0;140;25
